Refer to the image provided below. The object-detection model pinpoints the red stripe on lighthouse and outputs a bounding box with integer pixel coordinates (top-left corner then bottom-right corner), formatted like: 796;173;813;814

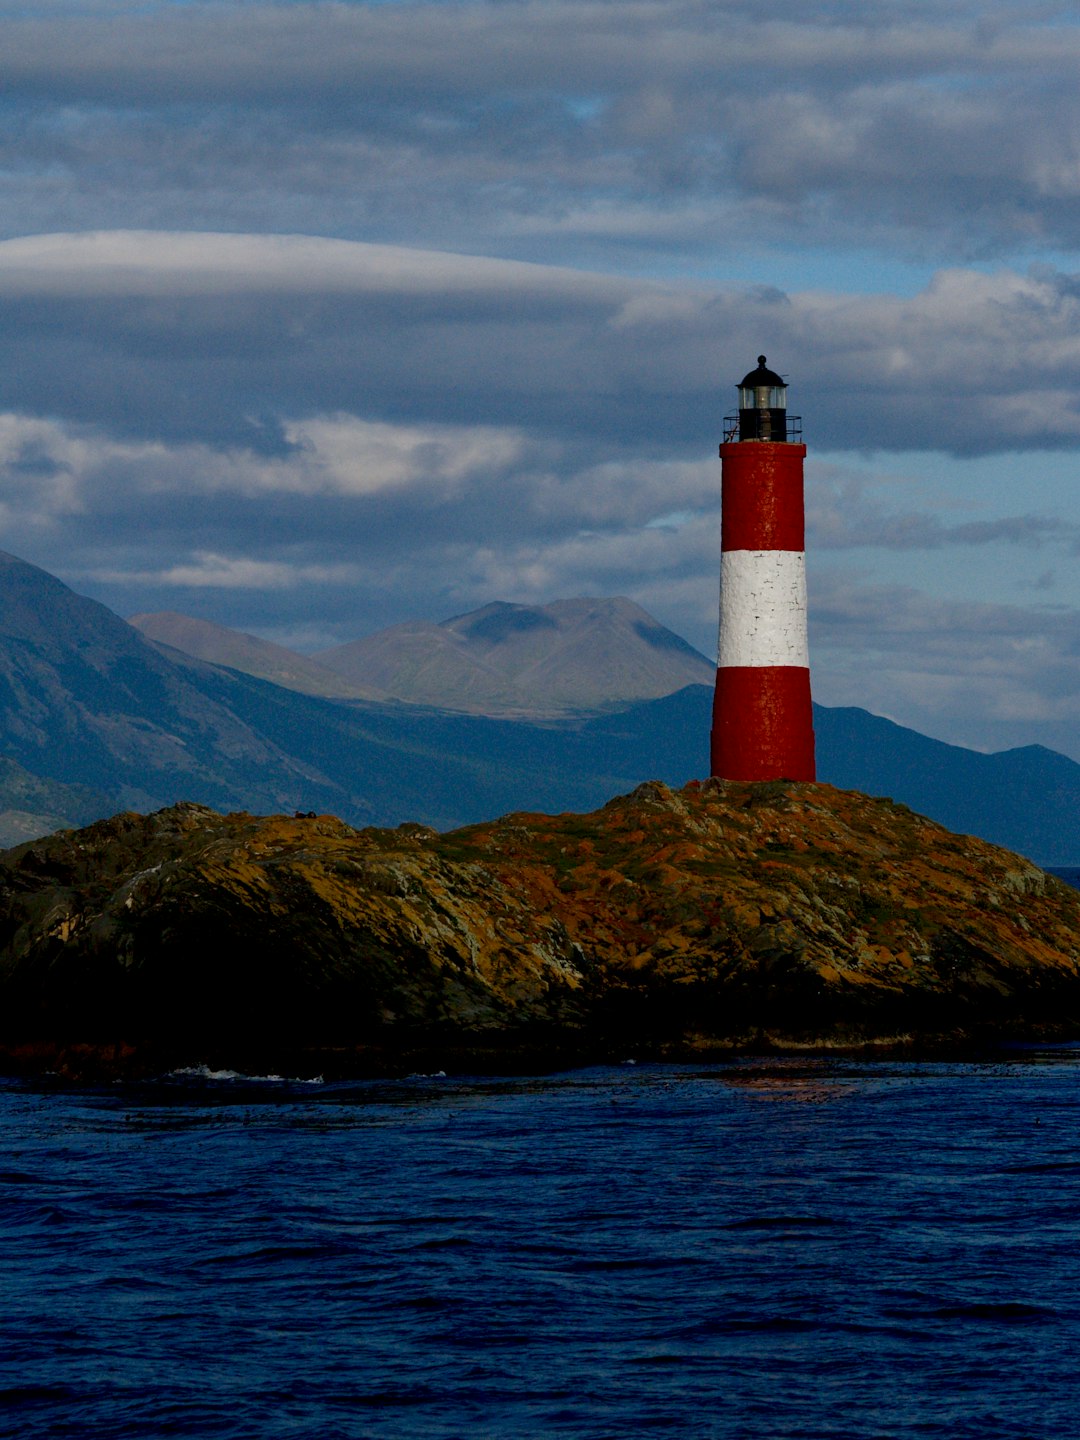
711;667;815;781
711;438;816;782
719;444;806;551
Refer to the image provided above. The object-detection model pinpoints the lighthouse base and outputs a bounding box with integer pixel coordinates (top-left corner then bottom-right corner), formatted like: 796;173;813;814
711;666;816;782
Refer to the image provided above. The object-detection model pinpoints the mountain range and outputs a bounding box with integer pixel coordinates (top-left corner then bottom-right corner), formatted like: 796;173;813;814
131;596;715;716
0;549;1075;864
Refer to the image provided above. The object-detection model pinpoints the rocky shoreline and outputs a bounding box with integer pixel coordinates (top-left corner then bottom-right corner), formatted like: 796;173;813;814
3;1028;1077;1086
2;779;1079;1081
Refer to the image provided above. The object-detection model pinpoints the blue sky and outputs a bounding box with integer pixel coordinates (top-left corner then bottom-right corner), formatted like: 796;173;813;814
2;0;1080;758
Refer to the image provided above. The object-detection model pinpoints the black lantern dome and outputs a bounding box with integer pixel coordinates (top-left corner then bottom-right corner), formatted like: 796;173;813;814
739;356;785;391
735;355;792;442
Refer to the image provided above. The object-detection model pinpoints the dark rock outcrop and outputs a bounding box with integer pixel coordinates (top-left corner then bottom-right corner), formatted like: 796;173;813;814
1;780;1079;1078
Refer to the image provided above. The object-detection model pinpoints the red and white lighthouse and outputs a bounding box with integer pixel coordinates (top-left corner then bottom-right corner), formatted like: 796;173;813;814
710;356;816;782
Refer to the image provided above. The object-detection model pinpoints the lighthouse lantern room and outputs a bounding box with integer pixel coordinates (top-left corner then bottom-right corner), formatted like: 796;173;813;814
710;356;816;782
736;355;789;443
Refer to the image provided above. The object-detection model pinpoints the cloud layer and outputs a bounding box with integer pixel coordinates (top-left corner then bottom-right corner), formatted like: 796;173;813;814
4;232;1080;456
4;3;1080;268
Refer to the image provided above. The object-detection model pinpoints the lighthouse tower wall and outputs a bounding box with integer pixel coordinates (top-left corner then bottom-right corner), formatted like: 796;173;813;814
711;439;816;782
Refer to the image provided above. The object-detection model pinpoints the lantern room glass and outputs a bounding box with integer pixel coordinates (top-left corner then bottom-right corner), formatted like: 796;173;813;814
738;385;786;410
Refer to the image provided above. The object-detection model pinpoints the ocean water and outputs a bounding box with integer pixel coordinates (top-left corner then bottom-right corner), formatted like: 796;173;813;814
3;1053;1080;1440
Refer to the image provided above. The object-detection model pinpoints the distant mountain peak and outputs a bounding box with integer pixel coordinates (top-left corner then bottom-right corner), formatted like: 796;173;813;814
450;603;559;645
315;595;715;716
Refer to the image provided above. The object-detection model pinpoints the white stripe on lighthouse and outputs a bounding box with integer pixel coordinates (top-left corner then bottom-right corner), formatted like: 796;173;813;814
719;550;809;669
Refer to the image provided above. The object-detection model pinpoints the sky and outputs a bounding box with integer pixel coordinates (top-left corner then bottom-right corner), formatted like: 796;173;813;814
3;1;1080;760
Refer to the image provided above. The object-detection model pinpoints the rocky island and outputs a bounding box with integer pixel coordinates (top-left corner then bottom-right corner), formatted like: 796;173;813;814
1;779;1079;1079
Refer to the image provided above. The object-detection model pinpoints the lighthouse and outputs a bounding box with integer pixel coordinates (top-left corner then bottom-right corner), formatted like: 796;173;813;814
710;356;816;782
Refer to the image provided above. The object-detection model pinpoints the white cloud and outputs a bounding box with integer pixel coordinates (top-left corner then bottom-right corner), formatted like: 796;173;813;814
95;552;360;591
0;405;537;514
283;416;529;498
0;230;621;302
0;413;91;524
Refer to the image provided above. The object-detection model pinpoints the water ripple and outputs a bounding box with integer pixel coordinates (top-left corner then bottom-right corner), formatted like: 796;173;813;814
4;1056;1080;1439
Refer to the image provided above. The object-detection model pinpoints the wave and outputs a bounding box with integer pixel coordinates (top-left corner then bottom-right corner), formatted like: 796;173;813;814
167;1065;324;1084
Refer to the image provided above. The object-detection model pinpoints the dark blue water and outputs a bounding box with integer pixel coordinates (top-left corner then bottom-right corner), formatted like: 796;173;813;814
3;1054;1080;1439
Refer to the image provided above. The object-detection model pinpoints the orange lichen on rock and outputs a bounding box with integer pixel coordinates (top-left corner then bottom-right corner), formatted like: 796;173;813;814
0;781;1079;1076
